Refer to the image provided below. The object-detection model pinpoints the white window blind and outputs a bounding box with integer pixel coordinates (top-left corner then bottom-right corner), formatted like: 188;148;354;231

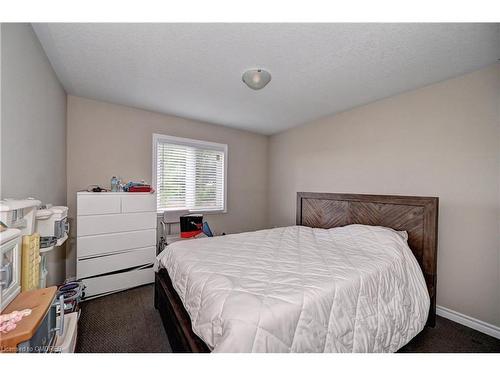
153;134;227;212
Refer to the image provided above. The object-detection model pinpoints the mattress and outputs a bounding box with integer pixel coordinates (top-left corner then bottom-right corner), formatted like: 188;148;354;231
155;225;430;352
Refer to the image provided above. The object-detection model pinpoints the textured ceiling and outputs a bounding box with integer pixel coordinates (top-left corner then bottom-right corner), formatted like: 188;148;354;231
33;23;499;134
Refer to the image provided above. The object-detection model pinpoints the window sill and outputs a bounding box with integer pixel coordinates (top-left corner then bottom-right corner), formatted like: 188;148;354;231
156;209;227;217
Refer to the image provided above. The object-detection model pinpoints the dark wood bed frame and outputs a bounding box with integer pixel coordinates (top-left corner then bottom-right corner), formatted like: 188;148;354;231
154;192;439;352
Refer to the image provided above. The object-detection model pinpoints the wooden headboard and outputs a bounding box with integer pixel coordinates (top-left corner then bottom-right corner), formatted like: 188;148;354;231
296;192;439;327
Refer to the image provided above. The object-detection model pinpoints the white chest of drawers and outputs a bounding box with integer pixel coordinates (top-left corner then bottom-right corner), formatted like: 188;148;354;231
76;192;157;299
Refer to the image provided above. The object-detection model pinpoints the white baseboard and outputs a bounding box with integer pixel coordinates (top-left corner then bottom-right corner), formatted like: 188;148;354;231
436;305;500;340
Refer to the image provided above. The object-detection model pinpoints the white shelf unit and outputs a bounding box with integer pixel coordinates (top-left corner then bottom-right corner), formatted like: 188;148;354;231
76;192;157;299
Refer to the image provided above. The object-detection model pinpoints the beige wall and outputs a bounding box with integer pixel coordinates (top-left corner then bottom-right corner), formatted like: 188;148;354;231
1;24;67;285
268;64;500;326
66;95;269;277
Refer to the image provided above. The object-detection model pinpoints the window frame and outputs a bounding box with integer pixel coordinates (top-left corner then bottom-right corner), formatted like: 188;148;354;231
152;133;228;215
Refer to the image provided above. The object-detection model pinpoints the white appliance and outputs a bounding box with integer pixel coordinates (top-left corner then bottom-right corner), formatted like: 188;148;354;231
0;198;41;311
36;206;69;248
35;206;69;288
76;192;157;299
0;229;22;311
0;198;41;236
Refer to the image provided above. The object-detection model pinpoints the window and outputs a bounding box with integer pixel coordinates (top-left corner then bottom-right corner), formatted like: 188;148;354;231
153;134;227;213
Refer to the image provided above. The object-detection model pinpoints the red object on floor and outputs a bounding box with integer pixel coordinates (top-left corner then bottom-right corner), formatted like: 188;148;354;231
180;229;203;238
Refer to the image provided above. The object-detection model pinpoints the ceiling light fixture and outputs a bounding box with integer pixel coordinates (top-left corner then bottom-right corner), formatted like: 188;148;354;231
242;69;271;90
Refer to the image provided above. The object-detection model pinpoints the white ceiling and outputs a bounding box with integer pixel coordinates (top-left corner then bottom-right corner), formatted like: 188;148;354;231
33;23;499;135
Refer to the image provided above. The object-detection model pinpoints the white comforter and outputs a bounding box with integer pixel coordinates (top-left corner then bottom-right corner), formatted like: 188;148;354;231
156;225;429;353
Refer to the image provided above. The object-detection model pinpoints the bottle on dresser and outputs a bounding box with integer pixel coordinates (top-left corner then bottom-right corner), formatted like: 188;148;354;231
110;176;120;192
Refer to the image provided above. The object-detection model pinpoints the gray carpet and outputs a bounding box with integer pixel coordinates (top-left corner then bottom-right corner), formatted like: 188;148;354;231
76;284;171;353
399;316;500;353
76;284;500;353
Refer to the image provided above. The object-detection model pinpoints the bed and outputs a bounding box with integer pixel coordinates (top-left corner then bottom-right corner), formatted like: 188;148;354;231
154;192;438;353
